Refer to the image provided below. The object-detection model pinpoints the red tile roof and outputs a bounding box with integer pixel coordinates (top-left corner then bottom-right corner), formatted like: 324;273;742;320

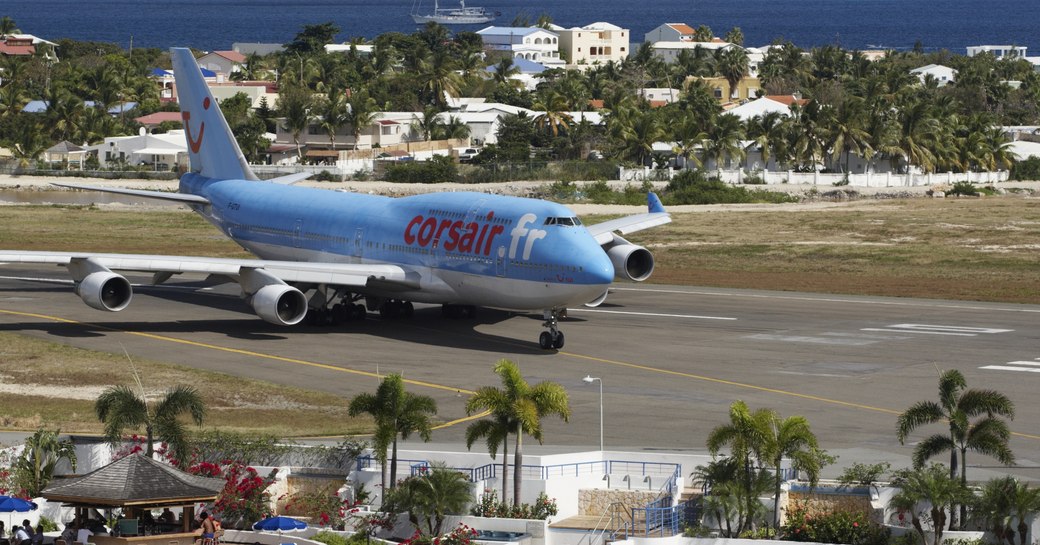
213;50;247;63
135;112;184;125
765;95;809;106
0;43;35;56
667;23;695;36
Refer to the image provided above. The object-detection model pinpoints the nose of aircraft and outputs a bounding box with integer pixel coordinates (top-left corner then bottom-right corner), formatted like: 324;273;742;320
585;248;615;285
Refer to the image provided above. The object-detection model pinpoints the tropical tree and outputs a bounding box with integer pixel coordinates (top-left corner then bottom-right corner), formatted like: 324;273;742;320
464;409;512;503
532;90;573;138
759;412;824;530
706;400;772;535
13;428;77;497
411;107;442;141
716;47;750;100
384;463;472;537
465;359;570;506
95;384;206;464
0;16;19;38
318;89;349;150
896;368;1015;528
701;113;746;171
344;90;380;149
889;464;967;545
278;84;313;159
348;373;437;491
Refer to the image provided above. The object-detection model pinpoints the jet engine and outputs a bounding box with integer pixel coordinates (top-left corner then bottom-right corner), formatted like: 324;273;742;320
606;242;655;282
76;271;133;311
250;284;308;325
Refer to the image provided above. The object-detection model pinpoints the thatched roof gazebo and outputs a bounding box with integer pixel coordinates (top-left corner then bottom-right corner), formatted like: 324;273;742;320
43;454;224;537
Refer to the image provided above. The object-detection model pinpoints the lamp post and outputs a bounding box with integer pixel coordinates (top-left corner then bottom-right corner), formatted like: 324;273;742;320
582;375;603;452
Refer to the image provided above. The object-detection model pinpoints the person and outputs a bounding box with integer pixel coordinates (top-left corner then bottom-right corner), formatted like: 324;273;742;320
196;512;214;545
159;509;175;524
76;522;93;545
60;522;76;544
32;524;43;545
13;521;30;545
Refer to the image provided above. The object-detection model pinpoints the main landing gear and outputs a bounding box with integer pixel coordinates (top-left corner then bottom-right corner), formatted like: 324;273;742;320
306;286;367;326
539;308;565;350
379;299;414;319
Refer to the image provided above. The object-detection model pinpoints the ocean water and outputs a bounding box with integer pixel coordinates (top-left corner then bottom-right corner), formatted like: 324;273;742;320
4;0;1039;54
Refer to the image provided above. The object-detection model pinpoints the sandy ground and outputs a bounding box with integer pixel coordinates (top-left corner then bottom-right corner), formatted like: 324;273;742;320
2;173;1039;214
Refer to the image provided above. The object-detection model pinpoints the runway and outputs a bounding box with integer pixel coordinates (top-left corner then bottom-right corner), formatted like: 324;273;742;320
3;266;1040;480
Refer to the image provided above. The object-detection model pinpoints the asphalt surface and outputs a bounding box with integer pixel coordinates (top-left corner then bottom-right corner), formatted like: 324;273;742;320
2;267;1039;481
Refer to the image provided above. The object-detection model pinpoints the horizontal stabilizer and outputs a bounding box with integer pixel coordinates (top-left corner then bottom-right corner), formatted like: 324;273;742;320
265;172;313;185
51;183;211;205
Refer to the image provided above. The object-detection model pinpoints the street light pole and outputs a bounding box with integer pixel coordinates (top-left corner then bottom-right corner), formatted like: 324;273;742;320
582;375;603;452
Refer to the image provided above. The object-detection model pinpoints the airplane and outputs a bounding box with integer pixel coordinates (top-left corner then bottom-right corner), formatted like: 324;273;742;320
0;48;670;349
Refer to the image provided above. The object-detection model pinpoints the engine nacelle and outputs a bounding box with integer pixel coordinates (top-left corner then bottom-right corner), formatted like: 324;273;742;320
250;284;308;326
76;271;133;311
607;243;655;282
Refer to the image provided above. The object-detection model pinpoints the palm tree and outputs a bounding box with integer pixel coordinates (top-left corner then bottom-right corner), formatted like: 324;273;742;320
418;49;461;107
701;113;746;171
490;57;521;88
94;384;206;464
318;90;348;150
466;359;570;506
411;107;442;141
532;90;573;138
706;400;773;535
758;412;824;530
974;476;1016;545
1008;479;1040;545
348;373;437;491
897;368;1015;529
0;16;20;38
391;463;472;536
671;112;706;170
828;97;872;174
889;464;966;545
278;84;313;159
344;90;380;150
13;428;77;497
716;47;750;100
464;410;512;503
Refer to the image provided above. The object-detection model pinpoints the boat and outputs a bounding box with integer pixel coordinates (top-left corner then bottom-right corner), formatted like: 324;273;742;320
410;0;499;25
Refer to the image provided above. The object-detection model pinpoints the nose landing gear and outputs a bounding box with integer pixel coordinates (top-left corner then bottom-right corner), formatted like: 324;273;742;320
539;308;565;350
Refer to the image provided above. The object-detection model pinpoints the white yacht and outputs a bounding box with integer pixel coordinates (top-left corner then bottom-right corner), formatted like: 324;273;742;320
411;0;499;25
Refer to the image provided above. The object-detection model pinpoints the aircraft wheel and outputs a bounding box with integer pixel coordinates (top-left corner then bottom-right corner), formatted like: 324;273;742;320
552;331;565;349
352;304;366;320
539;331;553;350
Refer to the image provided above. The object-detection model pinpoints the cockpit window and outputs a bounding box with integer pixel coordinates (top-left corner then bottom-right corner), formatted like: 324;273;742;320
543;217;582;226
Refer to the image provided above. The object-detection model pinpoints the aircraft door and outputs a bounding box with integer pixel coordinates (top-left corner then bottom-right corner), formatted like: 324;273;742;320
496;252;506;277
353;228;364;259
293;219;302;248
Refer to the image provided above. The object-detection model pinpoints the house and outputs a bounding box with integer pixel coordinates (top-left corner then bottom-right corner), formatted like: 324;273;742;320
967;45;1027;58
910;64;957;86
725;96;794;122
476;27;563;66
549;22;629;66
691;75;762;102
0;34;58;60
651;39;736;64
639;88;681;106
196;50;246;77
273;112;407;154
325;43;375;56
485;56;546;91
643;23;696;44
83;131;187;170
134;112;184;132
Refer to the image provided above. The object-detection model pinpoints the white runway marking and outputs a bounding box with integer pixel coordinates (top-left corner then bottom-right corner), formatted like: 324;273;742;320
568;308;736;320
614;287;1040;314
861;324;1013;337
746;333;879;346
981;359;1040;373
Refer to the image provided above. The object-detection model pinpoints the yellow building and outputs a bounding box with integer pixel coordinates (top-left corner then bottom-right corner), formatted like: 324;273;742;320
550;22;630;67
690;75;763;103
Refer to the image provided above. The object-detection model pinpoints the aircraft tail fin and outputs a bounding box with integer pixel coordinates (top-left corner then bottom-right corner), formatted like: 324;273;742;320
170;47;259;181
648;191;665;213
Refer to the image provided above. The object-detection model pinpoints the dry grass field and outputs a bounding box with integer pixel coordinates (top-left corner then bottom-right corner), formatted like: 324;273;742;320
1;195;1038;434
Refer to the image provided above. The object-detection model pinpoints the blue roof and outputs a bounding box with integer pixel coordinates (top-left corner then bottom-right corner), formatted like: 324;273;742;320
486;57;546;74
151;68;172;77
200;68;216;77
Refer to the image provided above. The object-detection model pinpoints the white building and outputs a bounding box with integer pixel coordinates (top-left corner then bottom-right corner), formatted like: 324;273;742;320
549;22;629;66
650;39;736;64
84;130;187;170
196;50;247;76
639;88;681;104
643;22;696;44
967;45;1028;58
910;64;957;86
476;26;563;66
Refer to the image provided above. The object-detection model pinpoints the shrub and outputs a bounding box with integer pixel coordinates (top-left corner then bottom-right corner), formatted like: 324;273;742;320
314;170;339;182
1010;156;1040;181
781;500;889;545
664;170;796;205
312;531;351;545
470;490;558;520
948;181;980;196
384;155;458;183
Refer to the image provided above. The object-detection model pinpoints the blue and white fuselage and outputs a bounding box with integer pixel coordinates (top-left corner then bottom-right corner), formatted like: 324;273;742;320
182;173;615;310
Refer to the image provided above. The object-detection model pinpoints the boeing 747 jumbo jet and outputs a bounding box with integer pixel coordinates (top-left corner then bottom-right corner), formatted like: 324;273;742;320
0;48;670;349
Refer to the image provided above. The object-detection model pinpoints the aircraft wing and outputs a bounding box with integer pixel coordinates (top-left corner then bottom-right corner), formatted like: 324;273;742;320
585;191;670;245
0;251;418;289
50;183;211;205
585;212;671;245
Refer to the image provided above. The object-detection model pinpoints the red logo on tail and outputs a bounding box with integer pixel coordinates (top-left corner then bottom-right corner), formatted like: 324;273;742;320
182;97;210;153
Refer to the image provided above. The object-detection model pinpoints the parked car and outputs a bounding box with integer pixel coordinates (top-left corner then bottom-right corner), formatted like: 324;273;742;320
458;148;480;163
